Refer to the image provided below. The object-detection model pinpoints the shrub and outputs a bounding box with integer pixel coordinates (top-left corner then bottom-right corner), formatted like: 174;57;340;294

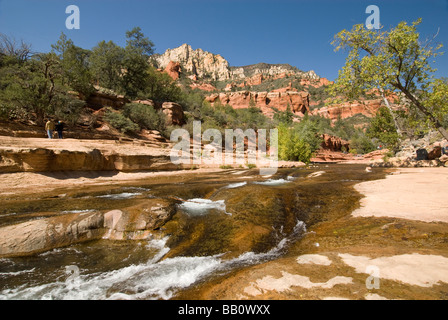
122;102;164;132
278;123;313;163
104;108;139;133
349;133;376;154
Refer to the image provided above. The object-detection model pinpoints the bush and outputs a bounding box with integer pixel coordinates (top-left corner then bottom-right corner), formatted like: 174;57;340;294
278;123;313;163
349;133;376;154
104;108;139;133
122;102;165;132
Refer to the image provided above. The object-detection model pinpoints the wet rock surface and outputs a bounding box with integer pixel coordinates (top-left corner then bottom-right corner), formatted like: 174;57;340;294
1;165;447;300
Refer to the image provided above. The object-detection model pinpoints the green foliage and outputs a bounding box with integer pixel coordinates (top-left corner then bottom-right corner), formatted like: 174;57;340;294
366;107;400;149
122;102;166;132
0;51;84;124
273;105;294;125
104;108;139;134
52;33;94;98
330;18;448;140
277;123;313;163
125;27;155;57
90;40;125;93
143;66;182;102
349;133;376;154
121;27;155;99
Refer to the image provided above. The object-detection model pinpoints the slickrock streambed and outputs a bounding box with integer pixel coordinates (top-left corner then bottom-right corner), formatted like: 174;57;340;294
1;165;447;300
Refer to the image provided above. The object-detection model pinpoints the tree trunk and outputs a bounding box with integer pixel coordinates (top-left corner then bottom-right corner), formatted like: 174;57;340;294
379;89;403;137
398;84;448;141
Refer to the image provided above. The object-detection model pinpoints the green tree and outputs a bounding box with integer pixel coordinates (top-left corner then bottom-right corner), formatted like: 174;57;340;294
273;104;294;125
51;33;94;98
121;27;156;98
330;19;448;140
104;108;139;134
277;123;313;163
0;52;83;124
90;40;125;92
143;66;182;102
367;106;400;149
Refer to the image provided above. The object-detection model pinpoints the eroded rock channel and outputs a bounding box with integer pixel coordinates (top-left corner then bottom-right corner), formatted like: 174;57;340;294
0;165;385;299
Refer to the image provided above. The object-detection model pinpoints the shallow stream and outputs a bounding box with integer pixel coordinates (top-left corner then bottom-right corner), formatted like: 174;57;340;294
0;164;386;300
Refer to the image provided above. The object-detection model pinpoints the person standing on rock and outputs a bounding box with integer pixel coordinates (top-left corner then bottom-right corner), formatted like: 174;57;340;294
45;119;55;139
55;120;65;139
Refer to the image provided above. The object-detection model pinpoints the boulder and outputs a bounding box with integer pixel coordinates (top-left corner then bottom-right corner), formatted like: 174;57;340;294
162;102;185;126
0;211;104;258
427;146;442;160
103;199;178;240
321;134;350;152
0;198;179;257
439;154;448;164
416;148;429;161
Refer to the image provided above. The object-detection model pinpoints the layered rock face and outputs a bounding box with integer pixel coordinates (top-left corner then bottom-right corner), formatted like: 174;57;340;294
161;102;185;126
205;90;310;116
0;136;181;173
152;44;322;83
153;44;231;81
0;198;178;257
320;134;350;152
229;63;319;81
312;99;383;122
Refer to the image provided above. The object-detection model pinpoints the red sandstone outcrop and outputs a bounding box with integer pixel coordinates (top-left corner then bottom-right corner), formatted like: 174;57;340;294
164;61;181;80
189;83;216;91
321;134;350;152
206;90;310;117
300;77;333;88
312;99;383;122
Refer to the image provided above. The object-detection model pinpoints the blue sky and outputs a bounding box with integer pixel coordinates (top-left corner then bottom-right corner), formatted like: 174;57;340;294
0;0;447;80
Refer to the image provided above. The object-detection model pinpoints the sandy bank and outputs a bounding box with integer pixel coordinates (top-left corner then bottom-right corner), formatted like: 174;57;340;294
352;168;448;223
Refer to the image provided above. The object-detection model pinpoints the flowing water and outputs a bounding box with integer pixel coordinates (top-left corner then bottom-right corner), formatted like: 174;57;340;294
0;164;386;300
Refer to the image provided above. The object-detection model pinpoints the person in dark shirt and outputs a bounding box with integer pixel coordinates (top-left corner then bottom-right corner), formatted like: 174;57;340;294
55;120;65;139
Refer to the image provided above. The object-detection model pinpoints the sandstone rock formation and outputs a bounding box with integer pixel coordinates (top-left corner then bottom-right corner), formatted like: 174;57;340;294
86;88;129;110
205;90;310;117
312;99;383;122
0;199;178;257
229;63;319;81
103;199;178;240
152;44;326;83
320;134;350;152
152;44;231;81
0;211;105;257
164;61;181;80
0;136;180;173
162;102;185;126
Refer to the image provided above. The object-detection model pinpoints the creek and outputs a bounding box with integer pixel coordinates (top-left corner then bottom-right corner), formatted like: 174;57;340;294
0;164;386;300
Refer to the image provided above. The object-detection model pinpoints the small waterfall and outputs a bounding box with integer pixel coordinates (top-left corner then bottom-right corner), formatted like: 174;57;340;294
0;220;306;300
